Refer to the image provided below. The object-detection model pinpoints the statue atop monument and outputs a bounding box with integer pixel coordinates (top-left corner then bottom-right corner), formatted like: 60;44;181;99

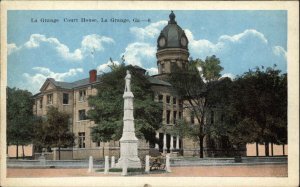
125;70;131;92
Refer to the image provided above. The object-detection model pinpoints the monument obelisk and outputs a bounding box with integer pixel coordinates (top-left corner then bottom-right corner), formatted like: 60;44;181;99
116;70;141;168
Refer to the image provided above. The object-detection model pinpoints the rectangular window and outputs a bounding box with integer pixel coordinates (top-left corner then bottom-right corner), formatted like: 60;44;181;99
211;111;214;124
173;111;177;124
39;98;43;108
166;96;170;104
191;113;195;124
79;109;87;121
79;90;86;101
178;112;182;119
158;95;163;103
78;132;85;148
173;97;176;105
166;110;171;124
63;93;69;104
96;142;100;147
47;94;53;105
179;99;183;107
159;110;163;123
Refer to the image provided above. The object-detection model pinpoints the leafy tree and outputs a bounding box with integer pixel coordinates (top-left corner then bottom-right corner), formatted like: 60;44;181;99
88;64;162;145
227;66;287;156
204;77;239;156
33;106;75;160
198;55;224;82
171;119;195;139
7;87;34;159
32;116;47;151
169;56;224;158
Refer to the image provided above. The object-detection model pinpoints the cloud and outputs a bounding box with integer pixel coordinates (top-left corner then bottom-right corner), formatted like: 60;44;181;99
185;30;221;56
24;34;45;48
185;29;287;74
81;34;115;55
219;29;268;44
118;21;166;74
130;20;167;40
185;29;269;59
8;34;114;61
272;46;287;59
7;43;20;55
22;34;83;61
23;67;83;93
122;42;156;67
96;60;120;73
221;73;236;80
146;67;158;75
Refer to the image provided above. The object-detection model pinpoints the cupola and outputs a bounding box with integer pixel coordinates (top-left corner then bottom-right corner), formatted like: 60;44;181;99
155;11;190;77
157;11;189;50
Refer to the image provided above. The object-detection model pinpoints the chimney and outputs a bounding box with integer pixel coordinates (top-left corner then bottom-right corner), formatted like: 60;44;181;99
89;69;97;83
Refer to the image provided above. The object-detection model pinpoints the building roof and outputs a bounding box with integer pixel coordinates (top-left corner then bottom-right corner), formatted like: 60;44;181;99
157;11;188;50
71;76;101;88
35;66;172;97
48;78;75;89
147;76;172;87
39;75;102;92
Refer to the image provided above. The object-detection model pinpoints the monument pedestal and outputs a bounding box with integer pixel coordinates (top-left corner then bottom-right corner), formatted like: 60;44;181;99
116;85;141;168
116;140;141;168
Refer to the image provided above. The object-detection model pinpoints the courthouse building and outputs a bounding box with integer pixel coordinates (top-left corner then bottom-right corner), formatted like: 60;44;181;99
32;11;243;159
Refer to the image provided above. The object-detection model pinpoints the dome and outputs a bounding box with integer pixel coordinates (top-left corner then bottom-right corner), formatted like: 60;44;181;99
157;11;188;50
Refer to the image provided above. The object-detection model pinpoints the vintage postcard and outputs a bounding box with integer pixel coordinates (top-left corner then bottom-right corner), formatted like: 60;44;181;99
1;1;299;187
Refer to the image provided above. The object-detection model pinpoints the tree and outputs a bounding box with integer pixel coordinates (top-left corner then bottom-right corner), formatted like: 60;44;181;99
7;87;34;159
88;64;162;146
199;55;224;82
169;56;224;158
204;77;239;156
33;106;75;160
227;66;287;156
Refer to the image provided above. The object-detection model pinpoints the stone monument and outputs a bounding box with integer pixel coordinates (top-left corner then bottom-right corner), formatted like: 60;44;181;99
116;70;141;168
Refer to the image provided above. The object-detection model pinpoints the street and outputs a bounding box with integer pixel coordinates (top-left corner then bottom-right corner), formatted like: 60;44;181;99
7;164;287;177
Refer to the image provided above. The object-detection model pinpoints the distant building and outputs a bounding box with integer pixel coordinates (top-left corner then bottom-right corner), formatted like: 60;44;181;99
32;70;102;159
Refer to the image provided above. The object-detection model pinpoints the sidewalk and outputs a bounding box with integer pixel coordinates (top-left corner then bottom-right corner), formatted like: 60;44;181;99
7;164;287;177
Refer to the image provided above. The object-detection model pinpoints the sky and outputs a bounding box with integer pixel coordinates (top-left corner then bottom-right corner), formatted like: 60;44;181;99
7;10;287;94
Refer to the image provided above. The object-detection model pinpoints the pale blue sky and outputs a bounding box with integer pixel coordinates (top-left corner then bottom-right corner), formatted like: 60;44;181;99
7;10;287;94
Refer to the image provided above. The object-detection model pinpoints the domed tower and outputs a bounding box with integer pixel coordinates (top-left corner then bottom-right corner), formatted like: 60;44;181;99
156;11;189;77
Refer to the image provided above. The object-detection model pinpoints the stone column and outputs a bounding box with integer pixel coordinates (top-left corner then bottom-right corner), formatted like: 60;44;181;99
145;155;150;173
163;133;167;153
88;156;93;173
155;132;159;149
121;158;128;176
39;149;46;167
53;148;57;160
104;156;109;174
170;136;174;152
176;136;180;149
111;156;115;168
39;156;46;167
166;154;171;172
